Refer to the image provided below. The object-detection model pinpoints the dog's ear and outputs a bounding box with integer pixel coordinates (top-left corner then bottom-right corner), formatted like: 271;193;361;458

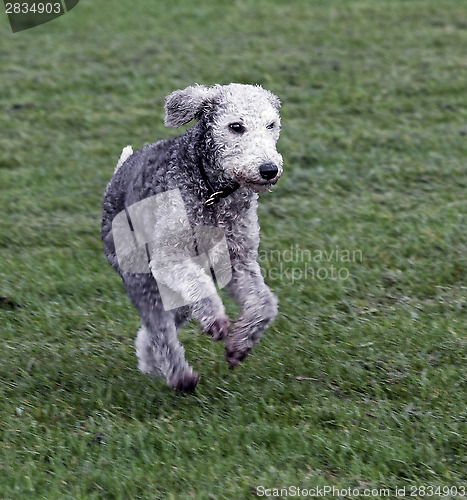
164;84;216;128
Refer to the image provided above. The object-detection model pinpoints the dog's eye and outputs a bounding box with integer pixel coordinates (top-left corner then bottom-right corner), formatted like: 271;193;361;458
229;123;246;134
266;122;276;130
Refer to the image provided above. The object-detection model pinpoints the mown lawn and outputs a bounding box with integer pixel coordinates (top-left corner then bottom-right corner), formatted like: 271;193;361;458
1;0;466;498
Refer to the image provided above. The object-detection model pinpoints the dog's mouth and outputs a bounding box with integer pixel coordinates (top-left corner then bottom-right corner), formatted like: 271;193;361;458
242;177;280;193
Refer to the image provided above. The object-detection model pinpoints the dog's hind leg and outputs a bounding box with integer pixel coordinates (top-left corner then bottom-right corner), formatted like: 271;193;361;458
125;275;199;392
135;318;199;392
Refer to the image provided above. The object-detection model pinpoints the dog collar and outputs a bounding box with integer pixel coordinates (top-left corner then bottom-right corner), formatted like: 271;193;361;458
198;159;240;207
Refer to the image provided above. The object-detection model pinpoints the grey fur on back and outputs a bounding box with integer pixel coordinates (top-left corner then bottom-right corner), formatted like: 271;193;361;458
101;83;283;391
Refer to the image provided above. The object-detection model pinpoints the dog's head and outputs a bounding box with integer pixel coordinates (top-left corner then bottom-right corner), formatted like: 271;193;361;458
165;83;283;192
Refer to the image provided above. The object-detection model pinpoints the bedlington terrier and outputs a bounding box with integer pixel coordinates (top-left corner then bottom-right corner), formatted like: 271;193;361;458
101;83;283;391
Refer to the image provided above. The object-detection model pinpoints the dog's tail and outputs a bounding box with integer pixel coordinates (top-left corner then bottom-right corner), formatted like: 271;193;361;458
114;145;134;173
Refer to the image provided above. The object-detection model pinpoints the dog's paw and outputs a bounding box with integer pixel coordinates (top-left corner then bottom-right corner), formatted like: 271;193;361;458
225;339;251;369
203;315;231;341
169;371;200;392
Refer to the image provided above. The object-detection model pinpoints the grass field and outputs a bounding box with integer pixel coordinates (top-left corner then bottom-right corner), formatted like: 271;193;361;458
1;0;466;498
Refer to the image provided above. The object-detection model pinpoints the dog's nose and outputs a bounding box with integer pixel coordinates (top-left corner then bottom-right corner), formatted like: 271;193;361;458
259;163;278;180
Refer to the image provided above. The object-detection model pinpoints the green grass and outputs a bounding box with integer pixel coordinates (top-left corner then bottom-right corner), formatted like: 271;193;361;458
1;0;466;498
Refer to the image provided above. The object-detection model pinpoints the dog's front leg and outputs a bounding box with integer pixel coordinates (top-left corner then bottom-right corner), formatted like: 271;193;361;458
150;259;231;340
225;261;278;368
